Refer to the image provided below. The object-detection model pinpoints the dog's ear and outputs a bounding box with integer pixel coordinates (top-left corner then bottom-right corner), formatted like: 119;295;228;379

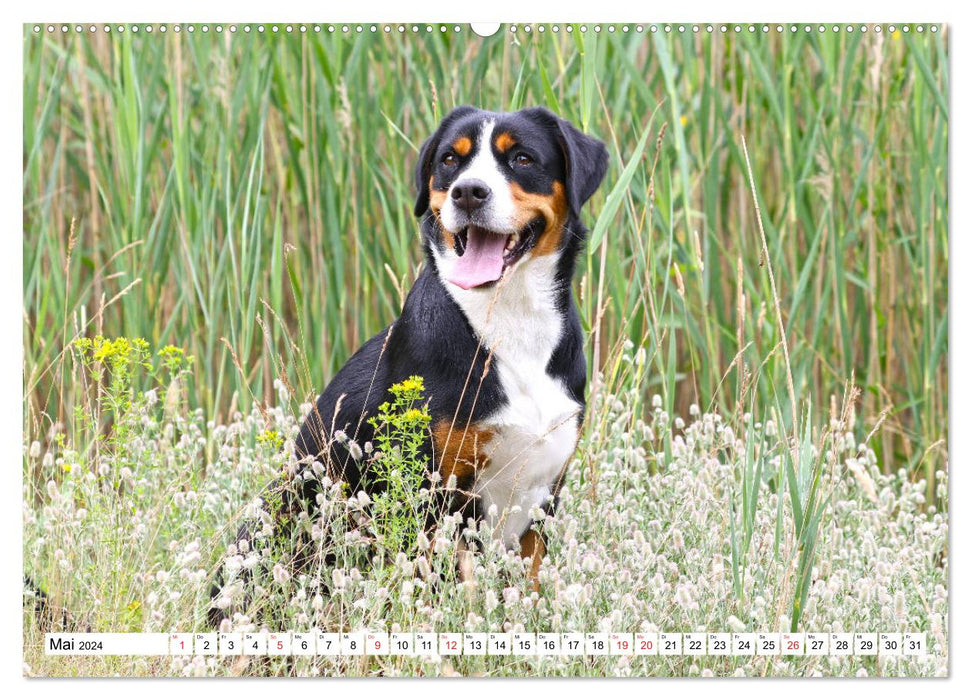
554;116;610;218
413;134;439;217
414;106;477;217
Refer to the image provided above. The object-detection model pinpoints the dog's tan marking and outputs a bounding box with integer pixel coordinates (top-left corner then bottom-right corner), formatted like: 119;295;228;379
519;529;546;592
494;131;517;153
510;180;569;257
457;537;474;579
428;176;453;248
452;136;473;157
432;419;493;491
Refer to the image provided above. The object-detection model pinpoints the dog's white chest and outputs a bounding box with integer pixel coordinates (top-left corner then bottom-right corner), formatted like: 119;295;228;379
435;254;582;549
474;360;580;548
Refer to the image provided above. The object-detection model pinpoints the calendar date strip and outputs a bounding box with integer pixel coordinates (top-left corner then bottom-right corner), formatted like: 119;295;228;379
44;631;928;658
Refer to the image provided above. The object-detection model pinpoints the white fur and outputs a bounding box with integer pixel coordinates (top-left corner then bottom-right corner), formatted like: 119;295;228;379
440;120;519;235
432;243;581;550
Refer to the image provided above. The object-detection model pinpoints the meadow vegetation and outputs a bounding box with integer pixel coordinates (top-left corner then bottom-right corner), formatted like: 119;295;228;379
22;336;948;676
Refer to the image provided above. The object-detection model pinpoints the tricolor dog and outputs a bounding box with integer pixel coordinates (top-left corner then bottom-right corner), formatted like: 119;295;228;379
296;105;608;579
233;107;607;608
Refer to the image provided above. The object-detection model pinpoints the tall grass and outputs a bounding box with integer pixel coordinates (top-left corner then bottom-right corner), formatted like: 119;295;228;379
23;24;948;502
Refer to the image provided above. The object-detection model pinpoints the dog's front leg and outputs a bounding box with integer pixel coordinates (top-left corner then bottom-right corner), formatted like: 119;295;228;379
456;534;476;587
519;528;546;593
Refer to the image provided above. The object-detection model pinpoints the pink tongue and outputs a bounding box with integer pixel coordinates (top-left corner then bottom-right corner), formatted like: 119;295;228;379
448;226;507;290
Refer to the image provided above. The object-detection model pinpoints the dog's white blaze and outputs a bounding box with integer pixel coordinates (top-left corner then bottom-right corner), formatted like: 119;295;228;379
432;246;581;550
440;120;518;234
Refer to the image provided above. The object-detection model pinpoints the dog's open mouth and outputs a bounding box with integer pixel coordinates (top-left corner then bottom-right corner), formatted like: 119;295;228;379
447;217;544;290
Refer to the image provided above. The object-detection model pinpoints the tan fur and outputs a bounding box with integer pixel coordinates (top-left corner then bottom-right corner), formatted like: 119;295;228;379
519;529;546;592
452;136;472;156
428;177;453;247
457;536;476;591
494;131;517;153
510;180;568;257
432;419;493;490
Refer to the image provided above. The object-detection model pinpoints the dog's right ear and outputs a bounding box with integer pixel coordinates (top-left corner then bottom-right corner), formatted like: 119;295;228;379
414;105;477;217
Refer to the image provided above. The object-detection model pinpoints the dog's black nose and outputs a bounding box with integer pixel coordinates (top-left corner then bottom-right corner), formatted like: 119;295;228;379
451;179;492;213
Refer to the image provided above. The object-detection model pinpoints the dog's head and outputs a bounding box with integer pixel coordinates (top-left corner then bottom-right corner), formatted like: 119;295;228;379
414;106;609;290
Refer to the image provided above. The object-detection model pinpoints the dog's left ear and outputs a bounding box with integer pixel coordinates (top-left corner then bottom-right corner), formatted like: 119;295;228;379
413;134;439;218
555;117;610;218
414;105;477;217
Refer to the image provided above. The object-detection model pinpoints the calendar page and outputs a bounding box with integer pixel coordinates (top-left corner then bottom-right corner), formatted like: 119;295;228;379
21;16;949;680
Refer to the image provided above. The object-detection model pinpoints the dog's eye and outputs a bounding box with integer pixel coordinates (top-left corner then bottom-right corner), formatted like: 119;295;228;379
512;153;533;167
441;153;459;167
